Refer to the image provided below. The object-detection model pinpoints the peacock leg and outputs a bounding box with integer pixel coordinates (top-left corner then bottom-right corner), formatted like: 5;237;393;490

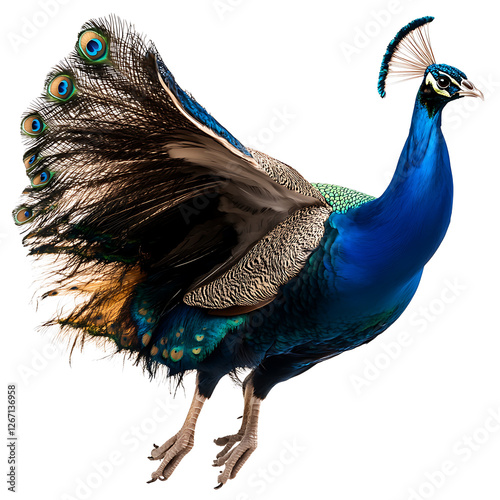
213;377;253;456
213;377;262;488
147;383;206;483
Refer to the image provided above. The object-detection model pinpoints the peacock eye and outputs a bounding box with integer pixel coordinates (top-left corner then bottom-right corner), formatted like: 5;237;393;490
13;207;34;225
23;151;41;171
437;75;451;89
31;169;53;188
22;115;46;136
78;30;108;62
48;75;76;102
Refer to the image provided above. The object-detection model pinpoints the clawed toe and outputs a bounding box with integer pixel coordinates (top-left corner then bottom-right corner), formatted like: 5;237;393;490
211;382;262;486
214;438;257;486
213;435;231;446
147;388;206;484
146;381;262;487
148;432;194;483
213;433;243;460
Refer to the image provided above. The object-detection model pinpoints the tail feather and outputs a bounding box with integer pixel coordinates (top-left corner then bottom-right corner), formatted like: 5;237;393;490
14;15;322;374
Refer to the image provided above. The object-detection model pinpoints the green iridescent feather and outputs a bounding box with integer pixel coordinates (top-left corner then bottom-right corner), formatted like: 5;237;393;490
311;183;375;213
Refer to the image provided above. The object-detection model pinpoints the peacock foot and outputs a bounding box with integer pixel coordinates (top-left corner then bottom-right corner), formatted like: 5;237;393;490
147;388;206;483
213;433;257;488
147;429;194;482
213;431;244;459
212;389;261;488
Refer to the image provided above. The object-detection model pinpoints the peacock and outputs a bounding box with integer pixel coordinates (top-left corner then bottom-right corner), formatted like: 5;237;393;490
14;15;483;488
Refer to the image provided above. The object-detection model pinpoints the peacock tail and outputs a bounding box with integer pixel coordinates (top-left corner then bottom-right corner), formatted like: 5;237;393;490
15;15;375;379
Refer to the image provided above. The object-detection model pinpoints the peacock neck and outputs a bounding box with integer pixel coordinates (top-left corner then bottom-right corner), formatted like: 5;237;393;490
384;97;446;196
335;95;453;291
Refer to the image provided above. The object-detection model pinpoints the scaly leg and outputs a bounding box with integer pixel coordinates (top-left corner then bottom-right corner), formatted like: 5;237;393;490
148;382;206;483
213;379;253;457
213;377;262;488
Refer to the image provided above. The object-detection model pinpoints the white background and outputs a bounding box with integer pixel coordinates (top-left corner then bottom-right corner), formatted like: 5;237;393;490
1;1;499;499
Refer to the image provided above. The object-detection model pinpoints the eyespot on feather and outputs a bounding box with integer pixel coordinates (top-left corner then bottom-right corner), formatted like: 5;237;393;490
170;347;184;361
23;151;41;171
78;30;108;62
48;75;76;101
31;169;54;189
13;207;34;225
22;115;46;136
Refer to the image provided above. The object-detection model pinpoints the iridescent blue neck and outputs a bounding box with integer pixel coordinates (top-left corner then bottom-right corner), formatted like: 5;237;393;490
334;96;453;290
383;97;445;196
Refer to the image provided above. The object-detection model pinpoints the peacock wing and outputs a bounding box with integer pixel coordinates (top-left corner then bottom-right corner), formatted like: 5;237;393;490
184;183;377;312
14;15;326;354
184;205;332;313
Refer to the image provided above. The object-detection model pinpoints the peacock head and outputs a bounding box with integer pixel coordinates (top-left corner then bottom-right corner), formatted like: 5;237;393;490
378;17;483;111
418;63;483;111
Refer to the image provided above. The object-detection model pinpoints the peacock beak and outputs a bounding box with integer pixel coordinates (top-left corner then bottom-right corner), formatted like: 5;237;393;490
459;79;484;100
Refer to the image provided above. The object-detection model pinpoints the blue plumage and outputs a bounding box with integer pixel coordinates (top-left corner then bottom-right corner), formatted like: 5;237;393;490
156;55;252;157
14;15;483;488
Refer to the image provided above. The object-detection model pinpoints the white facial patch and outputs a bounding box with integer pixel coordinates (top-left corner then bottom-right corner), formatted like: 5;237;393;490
425;72;451;98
